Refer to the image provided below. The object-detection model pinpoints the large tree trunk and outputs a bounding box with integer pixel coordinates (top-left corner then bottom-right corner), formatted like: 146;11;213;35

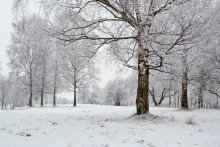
136;50;149;114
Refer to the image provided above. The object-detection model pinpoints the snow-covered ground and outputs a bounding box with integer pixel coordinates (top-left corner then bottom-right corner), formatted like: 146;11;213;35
0;105;220;147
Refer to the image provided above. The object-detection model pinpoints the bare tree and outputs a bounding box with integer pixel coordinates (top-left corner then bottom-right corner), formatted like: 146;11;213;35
105;78;128;106
149;86;176;107
0;76;10;110
8;15;48;107
59;42;98;107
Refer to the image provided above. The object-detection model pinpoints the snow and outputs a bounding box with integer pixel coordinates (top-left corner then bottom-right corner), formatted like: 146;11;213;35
0;105;220;147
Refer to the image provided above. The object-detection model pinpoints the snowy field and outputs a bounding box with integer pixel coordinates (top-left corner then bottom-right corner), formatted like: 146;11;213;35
0;105;220;147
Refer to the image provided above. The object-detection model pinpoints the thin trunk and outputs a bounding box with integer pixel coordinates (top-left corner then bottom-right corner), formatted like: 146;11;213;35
177;92;180;108
73;84;76;107
150;87;157;106
29;66;33;107
1;95;5;110
40;57;47;107
158;88;168;106
175;95;177;108
40;75;45;107
190;98;193;108
73;70;77;107
198;86;203;108
198;70;205;109
53;86;56;107
53;62;58;107
169;91;171;107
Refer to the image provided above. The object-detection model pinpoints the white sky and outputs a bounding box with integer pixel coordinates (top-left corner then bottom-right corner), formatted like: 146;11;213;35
0;1;132;87
0;0;12;76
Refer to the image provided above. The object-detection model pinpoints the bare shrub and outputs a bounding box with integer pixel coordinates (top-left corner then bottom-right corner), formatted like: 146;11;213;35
185;116;196;125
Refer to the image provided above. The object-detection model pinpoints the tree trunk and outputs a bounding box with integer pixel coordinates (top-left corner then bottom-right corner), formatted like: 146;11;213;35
181;49;188;109
29;83;33;107
177;93;180;108
150;87;157;106
1;96;5;110
73;73;77;107
53;62;58;107
40;60;47;107
29;67;33;107
136;51;149;114
134;1;156;114
175;95;177;108
198;69;205;109
169;91;171;107
53;86;56;107
198;86;203;108
40;80;45;107
181;72;188;109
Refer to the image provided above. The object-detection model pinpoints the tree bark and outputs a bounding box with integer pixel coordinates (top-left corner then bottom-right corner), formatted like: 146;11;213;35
136;50;149;114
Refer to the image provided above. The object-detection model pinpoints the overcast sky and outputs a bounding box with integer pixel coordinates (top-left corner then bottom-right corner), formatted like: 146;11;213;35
0;0;12;76
0;1;132;88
